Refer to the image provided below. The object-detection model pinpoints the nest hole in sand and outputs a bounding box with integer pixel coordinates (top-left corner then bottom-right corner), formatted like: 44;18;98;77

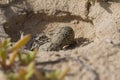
3;12;95;49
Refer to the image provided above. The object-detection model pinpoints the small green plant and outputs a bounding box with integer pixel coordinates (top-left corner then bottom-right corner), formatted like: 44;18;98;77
0;34;31;67
0;34;70;80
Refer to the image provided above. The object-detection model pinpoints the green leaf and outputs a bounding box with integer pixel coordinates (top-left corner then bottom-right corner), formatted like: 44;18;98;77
46;70;61;80
0;48;7;65
7;73;18;80
25;62;35;80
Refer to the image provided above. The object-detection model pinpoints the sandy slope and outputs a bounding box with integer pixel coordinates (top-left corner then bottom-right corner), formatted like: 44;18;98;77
0;0;120;80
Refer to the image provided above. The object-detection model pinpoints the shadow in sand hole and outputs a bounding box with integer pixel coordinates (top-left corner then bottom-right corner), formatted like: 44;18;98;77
65;37;92;50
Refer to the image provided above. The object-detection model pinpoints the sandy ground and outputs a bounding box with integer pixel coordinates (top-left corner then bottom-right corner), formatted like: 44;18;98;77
0;0;120;80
